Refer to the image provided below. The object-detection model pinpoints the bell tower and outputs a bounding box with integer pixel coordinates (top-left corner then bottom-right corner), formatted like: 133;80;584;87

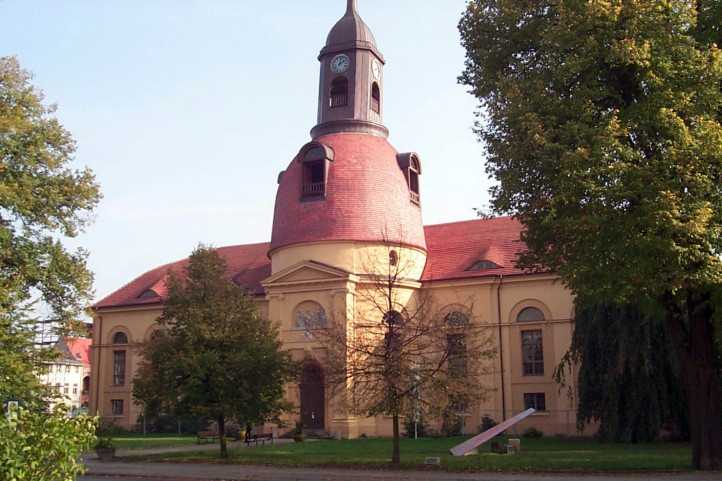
311;0;388;139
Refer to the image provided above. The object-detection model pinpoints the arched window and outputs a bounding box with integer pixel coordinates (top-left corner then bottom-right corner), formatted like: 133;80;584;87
330;77;348;108
445;312;469;377
389;250;398;267
295;301;328;330
371;82;381;114
112;332;128;344
396;153;422;205
517;307;545;323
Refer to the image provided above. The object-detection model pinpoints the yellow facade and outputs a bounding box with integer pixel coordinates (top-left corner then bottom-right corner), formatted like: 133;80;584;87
90;240;582;438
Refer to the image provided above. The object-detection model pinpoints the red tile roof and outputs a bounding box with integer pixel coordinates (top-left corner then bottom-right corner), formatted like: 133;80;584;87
270;133;427;253
65;337;92;367
421;216;530;282
94;219;531;310
93;242;271;310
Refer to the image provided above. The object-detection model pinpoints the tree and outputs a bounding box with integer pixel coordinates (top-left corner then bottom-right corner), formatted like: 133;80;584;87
556;298;688;443
459;1;722;469
133;245;297;458
0;56;100;478
315;244;494;465
0;406;96;481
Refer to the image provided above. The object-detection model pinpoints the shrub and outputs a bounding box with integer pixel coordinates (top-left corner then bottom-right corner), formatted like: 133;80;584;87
0;406;97;481
403;413;429;438
479;415;497;433
441;411;464;437
523;427;544;439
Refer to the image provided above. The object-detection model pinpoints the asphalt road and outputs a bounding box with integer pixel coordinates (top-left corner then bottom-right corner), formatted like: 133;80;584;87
81;461;722;481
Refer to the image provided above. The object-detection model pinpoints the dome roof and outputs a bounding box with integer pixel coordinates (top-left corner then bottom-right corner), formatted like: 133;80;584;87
321;0;382;60
270;133;426;254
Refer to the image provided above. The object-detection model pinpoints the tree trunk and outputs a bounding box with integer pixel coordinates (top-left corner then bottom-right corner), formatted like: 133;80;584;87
391;412;400;465
218;415;227;459
665;291;722;470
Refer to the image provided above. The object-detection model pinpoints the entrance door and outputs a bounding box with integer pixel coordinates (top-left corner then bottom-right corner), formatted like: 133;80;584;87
300;362;325;429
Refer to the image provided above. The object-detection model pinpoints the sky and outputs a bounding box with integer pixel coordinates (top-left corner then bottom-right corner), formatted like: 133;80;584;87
0;0;492;303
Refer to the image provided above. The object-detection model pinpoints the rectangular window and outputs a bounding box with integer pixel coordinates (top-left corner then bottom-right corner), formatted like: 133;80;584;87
521;330;544;376
113;350;126;385
524;393;546;411
72;384;78;395
65;365;71;373
63;384;69;394
111;399;124;416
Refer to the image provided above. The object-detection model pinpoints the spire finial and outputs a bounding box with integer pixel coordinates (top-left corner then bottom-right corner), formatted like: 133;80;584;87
346;0;357;14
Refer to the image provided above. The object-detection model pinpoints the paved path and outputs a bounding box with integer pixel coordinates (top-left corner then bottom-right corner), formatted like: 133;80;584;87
83;460;722;481
87;439;295;459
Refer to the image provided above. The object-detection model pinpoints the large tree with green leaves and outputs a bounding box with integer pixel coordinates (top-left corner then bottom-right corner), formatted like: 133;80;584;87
556;299;688;443
0;56;101;478
133;246;297;458
459;1;722;469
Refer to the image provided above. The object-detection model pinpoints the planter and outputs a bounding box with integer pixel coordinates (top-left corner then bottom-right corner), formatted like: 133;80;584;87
95;447;116;462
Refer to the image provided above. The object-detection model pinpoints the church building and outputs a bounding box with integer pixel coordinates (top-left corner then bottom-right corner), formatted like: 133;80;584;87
90;0;578;437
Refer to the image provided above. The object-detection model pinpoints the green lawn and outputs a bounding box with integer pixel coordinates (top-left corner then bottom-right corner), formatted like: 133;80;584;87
112;434;199;450
130;436;695;472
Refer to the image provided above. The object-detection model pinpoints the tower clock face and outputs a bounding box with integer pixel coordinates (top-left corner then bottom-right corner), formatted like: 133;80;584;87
371;59;381;80
330;54;350;74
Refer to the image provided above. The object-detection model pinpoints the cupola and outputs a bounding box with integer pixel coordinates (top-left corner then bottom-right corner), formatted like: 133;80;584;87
312;0;387;139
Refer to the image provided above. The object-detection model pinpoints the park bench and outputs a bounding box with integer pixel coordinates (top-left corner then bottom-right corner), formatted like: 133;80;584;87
245;432;274;447
196;430;219;444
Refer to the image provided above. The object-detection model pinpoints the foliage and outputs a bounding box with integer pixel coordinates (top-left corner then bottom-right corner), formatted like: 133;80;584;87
522;427;544;439
0;407;97;481
133;245;297;458
316;243;495;463
556;299;688;442
403;412;429;438
479;415;497;433
459;0;722;469
0;56;100;408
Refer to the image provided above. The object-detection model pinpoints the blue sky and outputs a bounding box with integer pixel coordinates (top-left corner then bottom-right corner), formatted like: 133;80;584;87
0;0;491;302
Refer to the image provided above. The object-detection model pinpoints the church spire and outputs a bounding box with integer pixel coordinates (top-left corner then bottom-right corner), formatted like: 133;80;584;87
311;0;387;139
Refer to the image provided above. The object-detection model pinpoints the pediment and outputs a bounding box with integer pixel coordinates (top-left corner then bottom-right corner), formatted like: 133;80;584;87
262;261;351;287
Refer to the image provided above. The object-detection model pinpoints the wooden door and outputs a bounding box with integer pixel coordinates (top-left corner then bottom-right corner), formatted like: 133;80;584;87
300;362;325;429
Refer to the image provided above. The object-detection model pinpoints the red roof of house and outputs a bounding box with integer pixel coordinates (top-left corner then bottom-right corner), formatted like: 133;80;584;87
421;216;529;282
65;337;92;367
94;242;272;310
94;218;530;310
270;133;427;253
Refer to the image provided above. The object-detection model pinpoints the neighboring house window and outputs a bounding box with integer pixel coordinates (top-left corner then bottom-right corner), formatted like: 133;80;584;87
294;301;328;330
517;307;545;323
65;365;71;373
63;384;69;394
524;392;546;411
82;376;90;393
111;399;124;416
330;76;349;108
521;330;544;376
72;384;78;395
112;332;129;344
113;351;126;385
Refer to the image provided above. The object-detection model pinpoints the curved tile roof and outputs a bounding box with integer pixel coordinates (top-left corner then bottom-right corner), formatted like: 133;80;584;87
270;133;427;253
